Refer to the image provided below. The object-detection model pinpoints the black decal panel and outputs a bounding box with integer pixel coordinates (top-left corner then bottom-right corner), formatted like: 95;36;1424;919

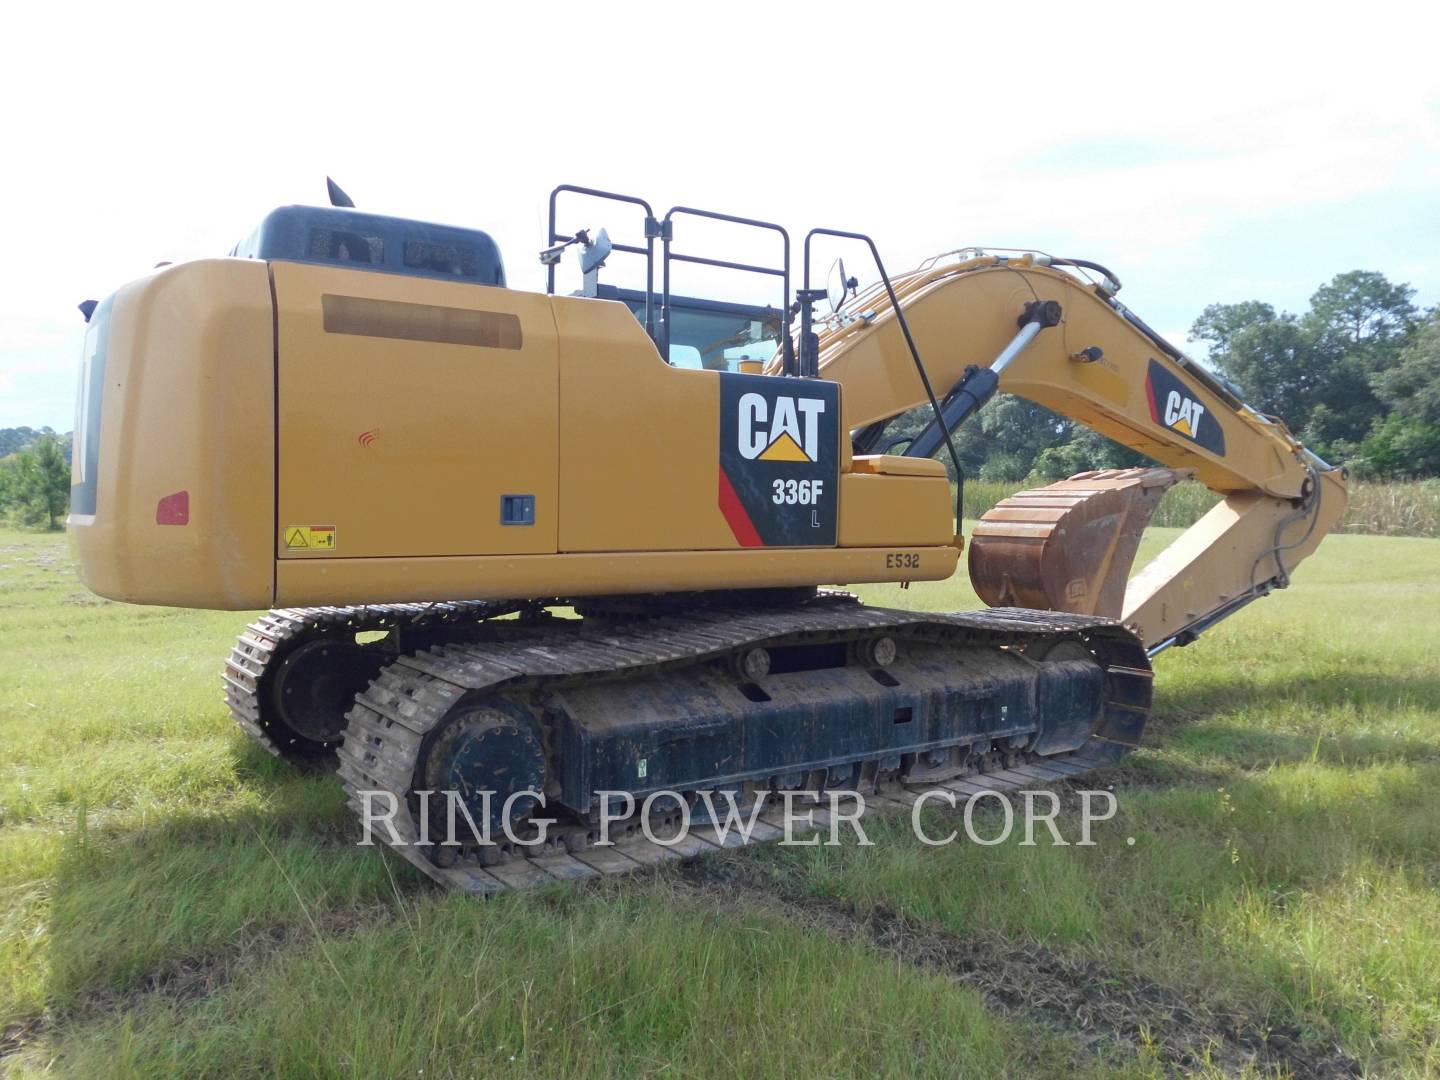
717;373;839;547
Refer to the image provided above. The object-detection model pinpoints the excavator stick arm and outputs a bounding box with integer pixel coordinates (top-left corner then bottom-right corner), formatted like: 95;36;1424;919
1122;466;1347;650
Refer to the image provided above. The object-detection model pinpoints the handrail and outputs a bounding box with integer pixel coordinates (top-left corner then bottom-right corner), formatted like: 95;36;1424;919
660;205;793;374
547;185;659;340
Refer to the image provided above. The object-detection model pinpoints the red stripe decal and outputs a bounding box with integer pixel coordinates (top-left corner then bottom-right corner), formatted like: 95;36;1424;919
718;468;764;547
1145;369;1161;424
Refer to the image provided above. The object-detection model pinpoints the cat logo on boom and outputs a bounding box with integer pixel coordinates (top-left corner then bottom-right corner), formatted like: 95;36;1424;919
1144;360;1226;456
737;392;827;463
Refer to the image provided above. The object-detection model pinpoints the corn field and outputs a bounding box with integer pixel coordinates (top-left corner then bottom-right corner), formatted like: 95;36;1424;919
960;477;1440;538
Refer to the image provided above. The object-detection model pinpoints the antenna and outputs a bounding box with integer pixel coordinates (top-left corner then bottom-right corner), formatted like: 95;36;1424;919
326;177;356;208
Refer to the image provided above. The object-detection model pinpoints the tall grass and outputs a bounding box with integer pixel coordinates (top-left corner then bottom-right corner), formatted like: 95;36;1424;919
1339;479;1440;538
961;477;1440;538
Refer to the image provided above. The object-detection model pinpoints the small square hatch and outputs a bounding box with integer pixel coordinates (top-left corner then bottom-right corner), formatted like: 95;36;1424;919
501;494;536;526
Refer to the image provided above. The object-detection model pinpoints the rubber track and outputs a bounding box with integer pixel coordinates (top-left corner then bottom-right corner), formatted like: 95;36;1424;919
223;602;504;760
336;597;1152;894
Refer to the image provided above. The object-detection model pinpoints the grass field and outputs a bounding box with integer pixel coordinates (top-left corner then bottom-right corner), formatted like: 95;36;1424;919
2;525;1438;1077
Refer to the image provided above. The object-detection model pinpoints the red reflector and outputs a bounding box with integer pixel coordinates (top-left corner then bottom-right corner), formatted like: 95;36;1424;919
156;490;189;526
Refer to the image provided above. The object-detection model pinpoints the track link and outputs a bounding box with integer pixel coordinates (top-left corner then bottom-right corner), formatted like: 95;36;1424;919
223;602;512;765
336;597;1152;894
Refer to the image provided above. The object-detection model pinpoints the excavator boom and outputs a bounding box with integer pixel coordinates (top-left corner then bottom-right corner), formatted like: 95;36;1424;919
810;253;1347;650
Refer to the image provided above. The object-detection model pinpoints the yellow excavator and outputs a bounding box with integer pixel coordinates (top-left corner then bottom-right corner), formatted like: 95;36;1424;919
70;181;1347;892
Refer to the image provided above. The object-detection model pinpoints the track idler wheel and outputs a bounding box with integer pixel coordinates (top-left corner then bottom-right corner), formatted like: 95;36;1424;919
235;626;392;768
418;708;547;865
270;638;386;745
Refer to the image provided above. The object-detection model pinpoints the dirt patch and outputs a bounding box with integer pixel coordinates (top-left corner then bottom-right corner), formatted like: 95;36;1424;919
1;1015;46;1060
61;902;399;1023
678;856;1361;1079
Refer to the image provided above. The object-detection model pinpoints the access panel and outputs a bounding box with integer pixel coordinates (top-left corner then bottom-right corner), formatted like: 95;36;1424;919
273;262;559;559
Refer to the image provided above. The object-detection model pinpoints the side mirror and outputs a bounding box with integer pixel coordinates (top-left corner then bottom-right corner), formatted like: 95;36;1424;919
826;258;858;314
581;227;612;276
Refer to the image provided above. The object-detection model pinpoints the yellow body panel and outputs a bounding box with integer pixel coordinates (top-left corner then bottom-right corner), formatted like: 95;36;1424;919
68;259;275;608
274;544;957;606
838;474;953;548
273;262;561;559
552;296;738;552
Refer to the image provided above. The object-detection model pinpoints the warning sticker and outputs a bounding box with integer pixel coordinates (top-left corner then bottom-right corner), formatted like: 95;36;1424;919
284;525;336;550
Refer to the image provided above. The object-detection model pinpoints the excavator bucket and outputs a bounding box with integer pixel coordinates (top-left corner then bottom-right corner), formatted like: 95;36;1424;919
968;467;1192;618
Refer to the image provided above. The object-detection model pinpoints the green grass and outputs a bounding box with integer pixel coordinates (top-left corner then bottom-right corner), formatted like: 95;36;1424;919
2;525;1438;1076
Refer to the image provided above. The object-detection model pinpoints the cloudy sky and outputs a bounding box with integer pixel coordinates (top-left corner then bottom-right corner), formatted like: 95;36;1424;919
2;1;1436;430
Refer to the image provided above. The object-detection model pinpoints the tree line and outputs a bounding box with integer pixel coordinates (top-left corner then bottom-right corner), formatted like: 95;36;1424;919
898;270;1438;483
0;430;71;530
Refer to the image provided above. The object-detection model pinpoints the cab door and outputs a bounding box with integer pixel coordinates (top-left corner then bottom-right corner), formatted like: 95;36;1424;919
272;261;559;560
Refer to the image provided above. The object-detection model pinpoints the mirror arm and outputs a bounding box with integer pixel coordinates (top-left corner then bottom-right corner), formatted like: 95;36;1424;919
796;287;828;379
538;228;591;267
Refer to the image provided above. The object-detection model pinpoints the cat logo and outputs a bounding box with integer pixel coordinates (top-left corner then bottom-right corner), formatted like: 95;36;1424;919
737;392;826;463
1144;359;1226;456
1163;391;1206;438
